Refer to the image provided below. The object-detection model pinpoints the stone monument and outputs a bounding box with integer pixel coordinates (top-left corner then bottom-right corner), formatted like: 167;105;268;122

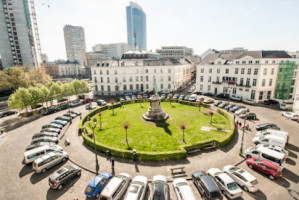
142;80;169;121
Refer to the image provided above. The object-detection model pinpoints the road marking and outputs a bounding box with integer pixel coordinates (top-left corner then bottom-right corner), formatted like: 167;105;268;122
0;138;6;146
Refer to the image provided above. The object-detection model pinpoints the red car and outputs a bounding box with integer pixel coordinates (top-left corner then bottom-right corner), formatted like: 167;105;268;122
82;98;93;104
246;158;282;180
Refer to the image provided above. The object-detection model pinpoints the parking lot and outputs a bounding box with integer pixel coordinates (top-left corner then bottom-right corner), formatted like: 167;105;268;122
0;94;298;200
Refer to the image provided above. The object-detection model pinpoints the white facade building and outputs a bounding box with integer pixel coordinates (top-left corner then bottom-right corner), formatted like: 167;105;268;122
91;51;194;96
156;46;193;59
196;51;293;102
92;43;134;59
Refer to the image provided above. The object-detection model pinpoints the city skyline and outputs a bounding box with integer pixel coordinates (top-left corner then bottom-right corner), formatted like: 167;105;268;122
35;0;299;61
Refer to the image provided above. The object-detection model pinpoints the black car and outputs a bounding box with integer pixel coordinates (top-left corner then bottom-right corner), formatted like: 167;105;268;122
255;123;280;131
263;99;279;106
216;93;229;99
0;110;17;118
97;99;107;106
203;92;214;97
192;171;223;200
151;176;170;200
56;104;69;111
240;112;257;120
43;108;56;116
49;165;81;190
214;101;222;107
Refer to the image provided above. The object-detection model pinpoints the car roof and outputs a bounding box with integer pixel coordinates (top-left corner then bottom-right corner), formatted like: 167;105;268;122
88;175;104;187
216;173;235;184
256;146;285;159
101;176;123;196
234;168;256;182
201;175;220;192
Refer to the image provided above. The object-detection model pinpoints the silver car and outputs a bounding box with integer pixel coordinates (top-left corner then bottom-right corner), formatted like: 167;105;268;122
32;151;68;173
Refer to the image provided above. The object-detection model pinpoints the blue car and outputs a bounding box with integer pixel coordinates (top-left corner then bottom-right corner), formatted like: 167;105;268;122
85;172;112;198
51;120;68;126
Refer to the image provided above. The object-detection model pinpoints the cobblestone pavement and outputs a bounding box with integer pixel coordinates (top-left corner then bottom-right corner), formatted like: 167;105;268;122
0;99;298;200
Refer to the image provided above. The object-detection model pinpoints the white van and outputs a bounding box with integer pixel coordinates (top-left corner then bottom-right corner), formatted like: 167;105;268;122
100;173;131;200
245;146;287;168
255;129;289;143
188;94;197;102
280;102;293;110
252;135;287;148
173;178;197;200
24;145;62;164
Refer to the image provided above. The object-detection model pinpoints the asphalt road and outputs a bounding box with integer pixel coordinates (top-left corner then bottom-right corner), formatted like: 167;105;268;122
0;96;298;200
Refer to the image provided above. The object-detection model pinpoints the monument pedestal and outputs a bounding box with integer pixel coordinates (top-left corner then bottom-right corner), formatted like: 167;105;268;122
142;95;169;121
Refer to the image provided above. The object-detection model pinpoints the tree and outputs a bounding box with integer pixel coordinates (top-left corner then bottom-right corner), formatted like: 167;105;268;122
168;94;173;106
28;86;43;109
8;88;32;112
61;83;74;104
0;67;30;92
198;98;204;112
27;67;52;85
123;121;130;148
180;122;187;143
206;110;216;125
49;82;62;104
38;84;51;108
71;79;89;100
109;99;116;115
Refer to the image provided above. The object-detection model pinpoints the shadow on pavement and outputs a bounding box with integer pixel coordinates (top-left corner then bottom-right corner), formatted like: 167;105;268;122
19;164;33;178
219;127;239;153
288;150;297;159
283;168;299;184
247;190;267;200
46;175;81;200
287;143;299;152
30;163;64;184
288;189;299;200
274;177;290;188
286;158;296;166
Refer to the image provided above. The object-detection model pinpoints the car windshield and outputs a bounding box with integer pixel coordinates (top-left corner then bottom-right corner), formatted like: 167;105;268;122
129;185;139;193
227;182;239;190
251;179;258;185
176;182;188;187
276;167;282;173
229;167;240;172
210;191;222;198
85;186;95;193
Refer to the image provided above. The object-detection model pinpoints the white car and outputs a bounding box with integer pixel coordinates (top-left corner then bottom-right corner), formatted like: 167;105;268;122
235;108;248;116
255;129;289;142
223;165;259;192
282;112;299;120
256;144;288;157
124;176;148;200
230;95;242;101
173;178;197;200
207;168;243;199
188;94;197;102
252;134;287;148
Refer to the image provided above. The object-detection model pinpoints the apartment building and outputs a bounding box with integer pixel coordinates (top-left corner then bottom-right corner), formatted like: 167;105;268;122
91;51;194;96
156;46;193;59
196;51;294;102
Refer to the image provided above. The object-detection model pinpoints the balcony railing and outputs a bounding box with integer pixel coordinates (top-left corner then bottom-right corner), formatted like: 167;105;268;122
236;84;251;88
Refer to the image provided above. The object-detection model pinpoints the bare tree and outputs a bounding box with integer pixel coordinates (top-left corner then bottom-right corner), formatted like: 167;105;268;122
168;94;173;106
198;98;204;112
109;99;116;115
123;121;130;148
206;110;216;125
180;122;187;143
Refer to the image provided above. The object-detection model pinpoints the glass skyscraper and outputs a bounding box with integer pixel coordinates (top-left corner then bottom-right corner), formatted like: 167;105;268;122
126;2;147;50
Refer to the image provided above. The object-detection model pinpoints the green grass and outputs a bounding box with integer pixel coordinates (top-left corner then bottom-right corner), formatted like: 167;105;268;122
86;102;232;152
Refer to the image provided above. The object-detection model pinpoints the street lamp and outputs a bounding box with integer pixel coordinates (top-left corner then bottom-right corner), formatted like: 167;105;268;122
88;116;99;173
239;117;247;156
98;112;102;130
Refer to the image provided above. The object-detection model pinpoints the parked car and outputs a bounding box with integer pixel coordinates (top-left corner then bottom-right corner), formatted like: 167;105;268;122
151;175;170;200
229;105;245;113
179;94;185;100
63;113;76;119
70;101;82;107
161;94;166;98
184;95;190;101
173;178;197;200
100;173;131;199
124;176;148;200
235;108;248;116
49;165;81;189
188;94;197;102
255;129;289;143
85;172;112;198
31;136;58;144
131;95;137;100
243;99;256;105
0;110;17;118
225;104;235;111
55;116;71;122
32;151;68;173
82;98;93;104
223;165;259;192
119;97;125;102
230;95;242;101
86;103;97;110
207;168;243;199
280;102;293;110
51;120;68;126
263;99;279;106
25;142;56;151
125;96;132;101
56;104;69;111
256;144;288;156
173;94;179;99
188;87;195;93
203;92;214;97
218;102;229;108
192;171;223;200
255;123;280;131
216;93;228;99
204;98;214;104
143;94;148;99
282;112;299;120
246;158;282;180
137;95;143;99
97;99;107;106
214;101;222;106
43;108;56;116
42;124;63;130
239;112;256;120
68;110;81;116
24;145;62;164
41;127;61;134
32;132;58;139
244;146;287;168
252;135;287;148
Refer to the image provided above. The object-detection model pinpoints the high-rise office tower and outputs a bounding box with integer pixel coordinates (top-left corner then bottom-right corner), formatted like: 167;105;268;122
0;0;42;68
126;2;147;50
63;25;86;66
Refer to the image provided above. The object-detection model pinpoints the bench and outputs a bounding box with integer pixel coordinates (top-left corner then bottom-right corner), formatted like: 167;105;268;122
65;138;70;146
170;167;185;175
187;148;201;154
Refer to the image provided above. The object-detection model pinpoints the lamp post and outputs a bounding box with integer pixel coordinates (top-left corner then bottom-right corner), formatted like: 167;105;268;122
98;112;102;130
240;117;247;156
88;116;99;173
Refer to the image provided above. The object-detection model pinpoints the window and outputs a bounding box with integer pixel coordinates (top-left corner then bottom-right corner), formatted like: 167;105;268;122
242;61;246;64
235;68;238;74
240;78;244;85
146;84;149;89
160;76;163;81
226;69;229;74
136;84;139;90
130;84;133;90
269;79;273;86
259;91;263;100
146;76;148;81
130;76;132;82
217;61;221;64
200;85;203;90
271;68;274;75
236;61;240;64
249;61;253;64
208;85;211;91
262;79;265;86
217;68;220;73
123;85;127;90
160;69;163;73
209;68;212;73
141;76;143;81
168;84;171;89
208;76;211;82
254;68;258;75
94;70;96;74
160;84;163;89
107;86;111;92
106;70;109;75
248;68;251;74
123;77;126;83
241;68;245;74
154;69;156;73
114;70;117;75
265;60;268;64
107;77;110;83
246;78;250;86
272;60;276;64
145;69;148;73
168;76;171;81
255;60;260;64
101;85;104;91
252;79;257;86
201;68;204;73
267;91;271;99
115;77;118;83
200;76;204;82
100;77;103;83
263;68;267;75
115;86;119;91
136;76;139;81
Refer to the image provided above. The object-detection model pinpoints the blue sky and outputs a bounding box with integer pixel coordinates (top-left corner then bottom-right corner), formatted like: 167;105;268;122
36;0;299;61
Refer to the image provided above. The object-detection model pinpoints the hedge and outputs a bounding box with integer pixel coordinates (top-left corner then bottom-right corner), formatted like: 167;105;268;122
79;101;234;161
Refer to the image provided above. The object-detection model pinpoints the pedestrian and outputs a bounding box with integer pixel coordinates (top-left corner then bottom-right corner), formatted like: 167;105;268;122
234;114;236;121
110;157;114;169
236;120;239;126
239;122;242;129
